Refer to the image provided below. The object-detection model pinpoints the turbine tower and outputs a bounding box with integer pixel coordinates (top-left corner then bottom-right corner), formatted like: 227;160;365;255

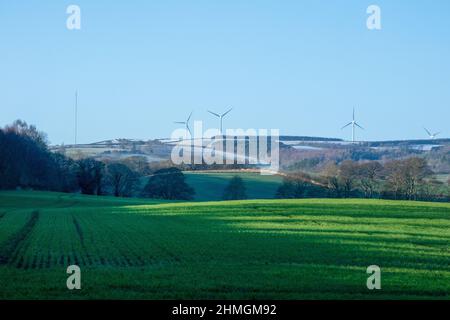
74;90;78;146
174;111;193;138
341;108;364;143
208;107;233;133
423;127;440;140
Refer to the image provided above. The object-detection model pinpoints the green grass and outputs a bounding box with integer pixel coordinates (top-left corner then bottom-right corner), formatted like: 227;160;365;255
184;171;283;201
0;191;449;299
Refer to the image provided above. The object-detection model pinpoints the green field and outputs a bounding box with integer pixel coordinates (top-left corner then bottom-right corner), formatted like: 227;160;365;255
0;191;449;299
184;171;283;201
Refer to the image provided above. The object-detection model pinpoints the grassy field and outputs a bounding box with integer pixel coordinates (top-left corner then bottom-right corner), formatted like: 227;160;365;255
184;171;283;201
0;191;449;299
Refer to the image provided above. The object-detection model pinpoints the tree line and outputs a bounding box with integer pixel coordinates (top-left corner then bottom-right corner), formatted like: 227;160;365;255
0;121;197;199
276;158;450;202
0;120;248;201
1;120;448;202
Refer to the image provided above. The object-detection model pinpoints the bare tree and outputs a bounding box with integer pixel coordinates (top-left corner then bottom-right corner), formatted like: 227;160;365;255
384;157;433;200
122;156;150;175
4;119;48;148
338;160;359;198
357;161;383;198
76;159;105;195
105;163;139;197
323;163;341;197
402;158;433;200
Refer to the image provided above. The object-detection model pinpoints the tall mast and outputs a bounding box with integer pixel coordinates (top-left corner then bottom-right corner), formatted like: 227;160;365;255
75;90;78;145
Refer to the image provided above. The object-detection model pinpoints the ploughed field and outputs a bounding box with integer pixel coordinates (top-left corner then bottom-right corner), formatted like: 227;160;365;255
0;191;449;299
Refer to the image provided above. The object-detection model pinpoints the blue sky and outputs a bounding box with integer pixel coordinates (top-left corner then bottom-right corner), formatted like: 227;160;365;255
1;0;449;144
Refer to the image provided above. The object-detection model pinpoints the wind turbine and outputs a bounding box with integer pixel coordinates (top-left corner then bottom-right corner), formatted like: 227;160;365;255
341;108;364;143
208;107;233;133
174;111;193;139
423;127;440;140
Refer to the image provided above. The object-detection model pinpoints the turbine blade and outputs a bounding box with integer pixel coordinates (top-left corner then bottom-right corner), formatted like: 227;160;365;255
434;132;441;136
355;122;364;130
423;127;432;136
187;111;193;122
353;108;355;121
222;107;233;117
341;122;352;129
174;122;186;125
208;110;220;118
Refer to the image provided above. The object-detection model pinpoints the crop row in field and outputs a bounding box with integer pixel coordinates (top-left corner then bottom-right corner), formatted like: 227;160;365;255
0;191;449;299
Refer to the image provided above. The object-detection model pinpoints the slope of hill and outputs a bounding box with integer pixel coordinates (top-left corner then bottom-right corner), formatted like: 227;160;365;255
0;191;449;299
184;171;283;201
51;136;450;176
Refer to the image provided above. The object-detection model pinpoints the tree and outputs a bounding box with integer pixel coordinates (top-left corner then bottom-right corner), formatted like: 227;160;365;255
338;160;358;198
383;157;433;200
383;160;404;199
105;163;139;197
275;172;325;199
419;178;444;201
356;161;383;198
122;156;150;175
447;178;450;200
322;163;342;197
402;158;433;200
223;176;247;200
142;167;195;200
76;159;105;195
4;119;47;148
0;121;72;191
276;179;296;198
51;153;79;192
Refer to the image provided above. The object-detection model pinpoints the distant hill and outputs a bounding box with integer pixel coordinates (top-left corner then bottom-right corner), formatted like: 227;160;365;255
278;136;342;142
50;135;450;176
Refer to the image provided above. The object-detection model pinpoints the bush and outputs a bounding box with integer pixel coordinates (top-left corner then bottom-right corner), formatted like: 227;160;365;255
142;167;195;200
276;173;328;199
222;176;247;200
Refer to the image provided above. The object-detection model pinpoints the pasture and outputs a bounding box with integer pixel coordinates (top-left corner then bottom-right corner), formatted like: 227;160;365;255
184;171;283;201
0;191;449;299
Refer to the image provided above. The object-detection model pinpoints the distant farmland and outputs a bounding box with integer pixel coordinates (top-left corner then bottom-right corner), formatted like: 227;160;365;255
0;191;449;299
184;171;283;201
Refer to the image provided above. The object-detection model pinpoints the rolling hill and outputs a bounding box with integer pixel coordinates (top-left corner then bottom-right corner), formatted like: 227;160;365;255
0;191;449;299
184;171;283;201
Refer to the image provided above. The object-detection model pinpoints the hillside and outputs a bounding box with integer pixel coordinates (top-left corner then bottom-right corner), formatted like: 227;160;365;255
0;191;449;299
184;171;283;201
51;136;450;176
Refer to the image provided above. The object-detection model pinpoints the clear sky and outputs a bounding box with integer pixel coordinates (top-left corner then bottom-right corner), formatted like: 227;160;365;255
1;0;449;144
